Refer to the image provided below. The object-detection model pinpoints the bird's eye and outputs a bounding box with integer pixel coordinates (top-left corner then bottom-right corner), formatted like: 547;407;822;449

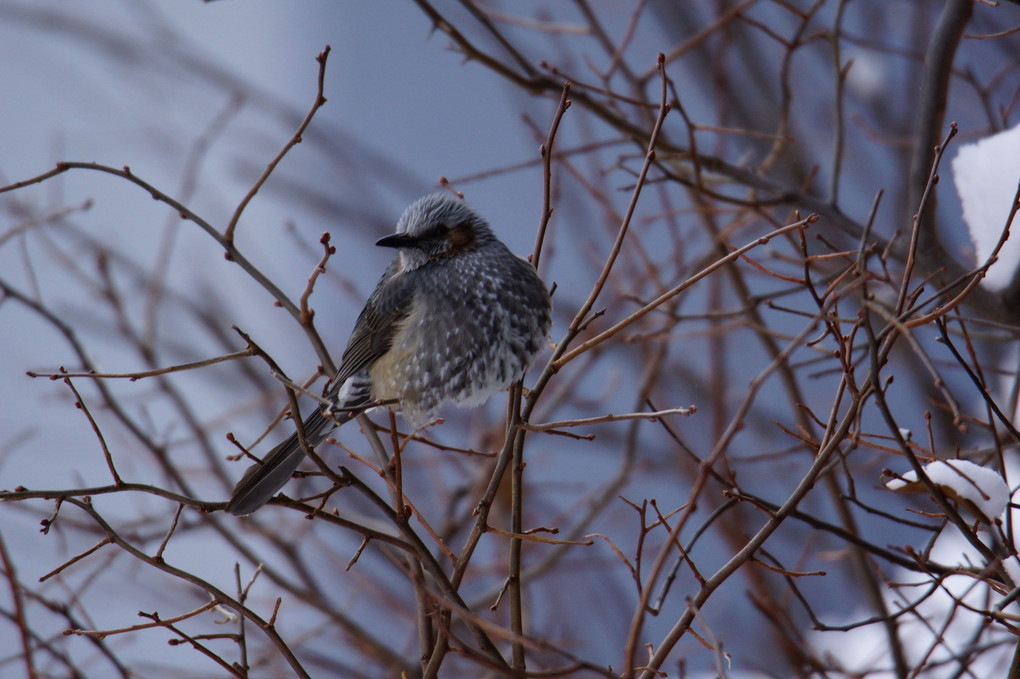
425;223;451;239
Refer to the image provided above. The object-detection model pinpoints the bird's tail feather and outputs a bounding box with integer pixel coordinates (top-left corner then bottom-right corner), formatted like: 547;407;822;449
226;407;344;516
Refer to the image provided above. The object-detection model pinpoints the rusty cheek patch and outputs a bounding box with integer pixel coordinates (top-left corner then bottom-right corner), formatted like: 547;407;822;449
447;222;477;250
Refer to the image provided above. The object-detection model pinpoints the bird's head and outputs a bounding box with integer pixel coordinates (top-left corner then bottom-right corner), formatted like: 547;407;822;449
377;193;491;271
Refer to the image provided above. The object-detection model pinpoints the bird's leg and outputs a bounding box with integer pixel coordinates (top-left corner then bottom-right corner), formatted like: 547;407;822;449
324;398;399;423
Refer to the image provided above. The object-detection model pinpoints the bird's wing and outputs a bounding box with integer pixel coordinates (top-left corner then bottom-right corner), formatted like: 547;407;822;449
227;262;418;516
328;261;417;396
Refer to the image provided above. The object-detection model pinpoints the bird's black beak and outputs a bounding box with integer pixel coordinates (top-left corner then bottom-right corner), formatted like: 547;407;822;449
376;233;418;249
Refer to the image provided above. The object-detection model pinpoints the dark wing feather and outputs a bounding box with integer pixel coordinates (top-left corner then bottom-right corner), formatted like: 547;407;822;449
326;261;417;399
226;260;416;516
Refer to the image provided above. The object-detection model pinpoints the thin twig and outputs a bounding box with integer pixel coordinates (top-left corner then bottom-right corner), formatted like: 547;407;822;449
533;82;571;271
525;406;695;431
28;348;254;380
224;46;331;244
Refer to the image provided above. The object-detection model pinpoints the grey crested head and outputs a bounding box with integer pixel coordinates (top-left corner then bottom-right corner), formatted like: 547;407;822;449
376;193;493;269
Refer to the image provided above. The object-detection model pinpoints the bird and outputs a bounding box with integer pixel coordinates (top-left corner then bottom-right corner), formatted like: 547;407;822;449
226;192;552;515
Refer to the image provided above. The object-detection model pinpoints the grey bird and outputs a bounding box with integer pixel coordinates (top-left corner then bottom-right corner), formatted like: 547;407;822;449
226;193;552;515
